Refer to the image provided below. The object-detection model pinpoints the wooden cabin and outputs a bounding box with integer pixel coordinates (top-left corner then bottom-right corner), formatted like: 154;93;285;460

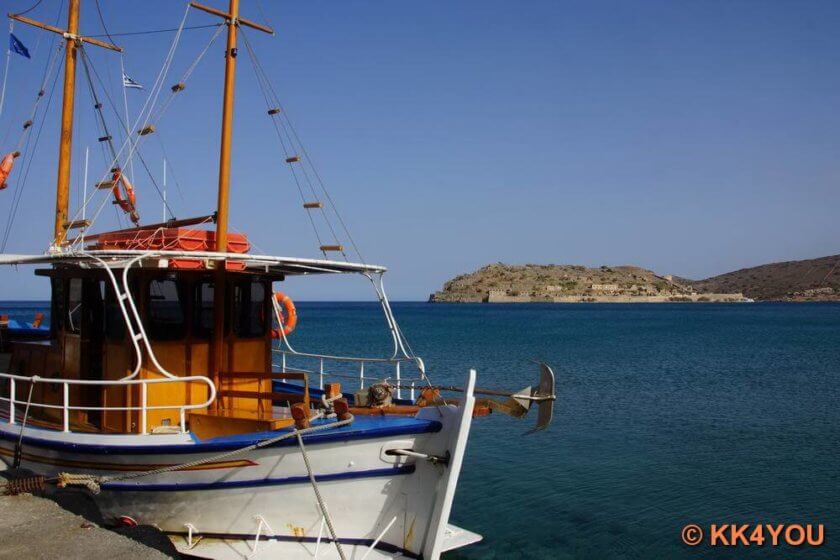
5;226;310;437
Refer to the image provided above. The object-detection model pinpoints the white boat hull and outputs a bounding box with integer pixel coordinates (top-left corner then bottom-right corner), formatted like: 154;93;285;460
0;373;480;559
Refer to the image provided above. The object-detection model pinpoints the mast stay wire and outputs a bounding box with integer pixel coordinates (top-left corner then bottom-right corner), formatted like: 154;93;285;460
77;45;176;219
1;0;64;145
87;24;221;39
239;37;327;257
239;29;345;261
0;56;62;251
240;28;366;265
68;7;223;237
0;7;67;251
239;29;342;259
62;3;193;243
0;21;12;122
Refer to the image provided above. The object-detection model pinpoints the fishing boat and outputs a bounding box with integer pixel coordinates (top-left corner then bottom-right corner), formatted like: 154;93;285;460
0;2;555;558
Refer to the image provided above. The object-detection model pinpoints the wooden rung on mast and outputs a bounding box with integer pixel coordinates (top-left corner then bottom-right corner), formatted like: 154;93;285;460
303;202;323;209
63;219;91;230
98;135;112;142
320;245;344;252
171;83;185;93
94;102;103;109
267;108;281;115
23;120;32;129
285;156;300;163
138;125;156;136
96;180;116;190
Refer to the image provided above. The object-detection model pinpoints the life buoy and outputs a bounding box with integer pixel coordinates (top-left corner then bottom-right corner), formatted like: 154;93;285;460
112;168;140;225
271;292;297;338
0;153;16;190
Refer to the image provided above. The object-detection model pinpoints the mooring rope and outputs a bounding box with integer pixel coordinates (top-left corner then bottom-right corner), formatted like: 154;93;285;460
296;431;348;560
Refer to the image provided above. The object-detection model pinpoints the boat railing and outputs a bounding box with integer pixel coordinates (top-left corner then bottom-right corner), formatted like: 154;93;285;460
273;349;425;401
0;372;216;435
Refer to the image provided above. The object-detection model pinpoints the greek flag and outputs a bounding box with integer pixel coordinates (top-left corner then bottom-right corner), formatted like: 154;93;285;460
122;72;143;90
9;33;30;59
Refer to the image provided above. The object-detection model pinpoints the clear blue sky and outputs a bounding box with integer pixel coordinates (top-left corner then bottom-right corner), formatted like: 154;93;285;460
1;0;839;300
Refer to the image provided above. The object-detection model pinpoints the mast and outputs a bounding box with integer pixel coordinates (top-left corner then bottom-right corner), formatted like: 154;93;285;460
216;0;238;253
189;0;272;251
8;1;122;244
54;0;79;241
189;2;272;409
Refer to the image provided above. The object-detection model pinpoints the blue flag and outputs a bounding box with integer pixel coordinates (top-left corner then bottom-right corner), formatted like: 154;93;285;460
9;33;30;59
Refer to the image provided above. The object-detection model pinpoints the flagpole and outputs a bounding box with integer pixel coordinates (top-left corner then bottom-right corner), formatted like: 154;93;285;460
0;22;14;122
82;146;89;220
119;55;135;182
162;158;167;222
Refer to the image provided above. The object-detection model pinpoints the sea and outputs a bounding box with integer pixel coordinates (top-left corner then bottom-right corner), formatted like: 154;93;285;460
2;300;838;559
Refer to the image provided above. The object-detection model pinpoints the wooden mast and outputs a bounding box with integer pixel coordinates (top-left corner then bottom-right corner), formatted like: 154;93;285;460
53;0;80;241
189;2;273;409
8;2;121;244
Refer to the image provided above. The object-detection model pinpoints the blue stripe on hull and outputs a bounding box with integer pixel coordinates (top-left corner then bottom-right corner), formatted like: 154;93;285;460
0;416;440;455
102;464;415;492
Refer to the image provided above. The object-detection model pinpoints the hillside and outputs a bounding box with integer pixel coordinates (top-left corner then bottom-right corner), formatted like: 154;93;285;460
429;263;744;303
689;255;840;301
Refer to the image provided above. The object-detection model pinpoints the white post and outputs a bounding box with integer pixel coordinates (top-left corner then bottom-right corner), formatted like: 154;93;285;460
120;56;136;183
319;358;324;390
82;146;89;220
0;21;11;120
8;378;15;425
62;383;70;432
395;361;401;400
162;158;167;222
411;381;415;402
360;361;365;390
141;382;148;435
180;407;186;433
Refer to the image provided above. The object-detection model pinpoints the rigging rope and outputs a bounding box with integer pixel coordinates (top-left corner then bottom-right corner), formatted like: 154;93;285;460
0;22;13;122
87;23;221;39
0;44;63;251
62;3;193;244
77;45;176;219
240;29;365;263
296;431;348;560
10;0;43;17
239;30;338;259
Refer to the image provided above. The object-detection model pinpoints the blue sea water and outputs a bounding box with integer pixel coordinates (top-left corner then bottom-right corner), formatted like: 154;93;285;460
2;301;838;558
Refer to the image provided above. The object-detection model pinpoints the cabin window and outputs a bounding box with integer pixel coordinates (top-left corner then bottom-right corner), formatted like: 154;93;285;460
193;281;215;339
102;282;126;341
67;278;83;334
147;279;186;340
233;280;266;338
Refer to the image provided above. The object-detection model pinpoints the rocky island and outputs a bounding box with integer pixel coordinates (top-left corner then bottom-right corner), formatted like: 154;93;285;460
429;263;746;303
430;255;840;303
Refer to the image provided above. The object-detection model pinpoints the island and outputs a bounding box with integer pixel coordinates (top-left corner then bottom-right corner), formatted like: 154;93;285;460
430;255;840;303
429;263;746;303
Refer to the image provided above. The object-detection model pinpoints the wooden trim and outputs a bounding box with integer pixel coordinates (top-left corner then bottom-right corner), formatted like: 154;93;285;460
218;390;306;402
188;2;274;34
8;13;122;52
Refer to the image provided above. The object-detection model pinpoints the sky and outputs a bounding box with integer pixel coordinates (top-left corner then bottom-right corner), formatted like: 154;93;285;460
1;0;839;300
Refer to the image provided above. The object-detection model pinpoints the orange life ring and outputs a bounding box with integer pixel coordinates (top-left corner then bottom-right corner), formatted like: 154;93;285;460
112;168;140;225
271;292;297;338
0;152;16;190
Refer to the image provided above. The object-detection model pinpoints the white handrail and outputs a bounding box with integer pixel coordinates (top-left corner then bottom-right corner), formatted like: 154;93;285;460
1;372;216;434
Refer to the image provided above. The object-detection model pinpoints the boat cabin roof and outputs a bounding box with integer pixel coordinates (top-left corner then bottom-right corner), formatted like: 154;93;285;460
0;250;386;276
